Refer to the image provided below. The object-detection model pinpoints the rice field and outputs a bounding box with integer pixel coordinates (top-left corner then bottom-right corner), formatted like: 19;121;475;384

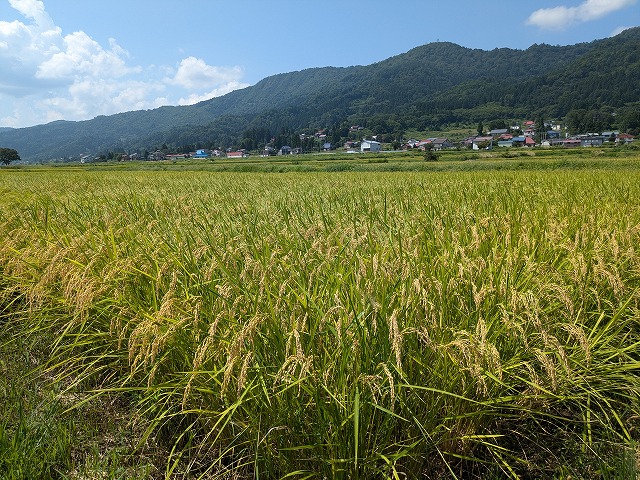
1;163;640;478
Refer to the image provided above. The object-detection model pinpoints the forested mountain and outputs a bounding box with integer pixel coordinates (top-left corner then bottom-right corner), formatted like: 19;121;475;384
2;27;640;162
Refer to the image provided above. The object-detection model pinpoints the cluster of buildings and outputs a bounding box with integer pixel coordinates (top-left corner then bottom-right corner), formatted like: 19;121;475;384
149;149;211;161
403;138;455;151
540;132;635;148
408;122;635;152
103;120;636;162
150;148;248;160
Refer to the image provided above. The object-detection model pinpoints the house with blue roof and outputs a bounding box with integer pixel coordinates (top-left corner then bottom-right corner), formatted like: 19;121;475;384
193;149;209;159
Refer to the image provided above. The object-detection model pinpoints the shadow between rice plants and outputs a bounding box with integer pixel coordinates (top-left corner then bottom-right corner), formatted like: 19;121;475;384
0;298;73;479
0;293;164;479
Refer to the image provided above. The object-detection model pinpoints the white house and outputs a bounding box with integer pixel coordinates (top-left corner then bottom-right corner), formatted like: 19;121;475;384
361;140;381;153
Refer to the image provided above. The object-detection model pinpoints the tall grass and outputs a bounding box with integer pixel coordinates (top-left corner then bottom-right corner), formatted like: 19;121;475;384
1;168;639;478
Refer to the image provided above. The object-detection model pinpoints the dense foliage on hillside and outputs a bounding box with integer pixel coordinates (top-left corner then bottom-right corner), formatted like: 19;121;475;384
1;28;639;162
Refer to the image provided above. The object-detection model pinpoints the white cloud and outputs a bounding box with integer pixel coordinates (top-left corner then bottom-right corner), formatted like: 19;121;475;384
610;25;632;36
36;31;134;80
0;0;62;92
40;78;166;119
9;0;49;23
527;0;637;30
168;57;249;104
0;0;249;127
177;81;250;106
170;56;245;90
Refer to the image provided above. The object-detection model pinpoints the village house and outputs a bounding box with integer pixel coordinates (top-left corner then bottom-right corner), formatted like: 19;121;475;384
617;133;636;144
192;149;209;159
274;145;303;155
262;146;276;156
562;139;582;148
361;139;382;153
519;136;536;147
150;150;166;160
431;138;454;150
498;136;535;148
489;128;509;137
409;138;454;151
578;135;606;147
472;136;494;150
416;139;432;150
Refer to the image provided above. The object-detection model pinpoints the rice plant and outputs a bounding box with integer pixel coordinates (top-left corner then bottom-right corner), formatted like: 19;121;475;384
1;166;639;478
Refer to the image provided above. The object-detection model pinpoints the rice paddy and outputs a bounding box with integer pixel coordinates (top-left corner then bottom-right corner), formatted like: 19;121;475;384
1;157;640;478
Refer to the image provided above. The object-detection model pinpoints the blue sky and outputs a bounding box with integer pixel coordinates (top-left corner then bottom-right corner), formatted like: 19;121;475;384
1;0;638;128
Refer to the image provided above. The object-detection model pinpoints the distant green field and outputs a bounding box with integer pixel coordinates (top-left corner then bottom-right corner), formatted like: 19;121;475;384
1;156;640;478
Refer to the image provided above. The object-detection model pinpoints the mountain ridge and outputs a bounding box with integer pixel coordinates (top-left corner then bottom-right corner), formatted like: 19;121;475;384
2;28;640;162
